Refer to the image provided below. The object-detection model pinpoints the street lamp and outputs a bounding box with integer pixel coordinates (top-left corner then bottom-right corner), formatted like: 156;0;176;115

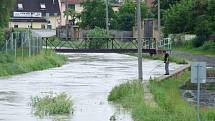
137;0;143;81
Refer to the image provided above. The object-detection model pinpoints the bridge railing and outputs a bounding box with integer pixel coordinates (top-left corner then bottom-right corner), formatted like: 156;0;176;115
44;37;157;50
158;38;172;50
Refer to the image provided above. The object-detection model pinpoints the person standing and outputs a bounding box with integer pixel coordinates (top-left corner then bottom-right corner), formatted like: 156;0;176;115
164;51;170;75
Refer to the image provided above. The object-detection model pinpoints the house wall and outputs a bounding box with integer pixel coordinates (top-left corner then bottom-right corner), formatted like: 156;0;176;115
9;22;46;29
49;16;61;29
9;17;60;29
75;4;83;13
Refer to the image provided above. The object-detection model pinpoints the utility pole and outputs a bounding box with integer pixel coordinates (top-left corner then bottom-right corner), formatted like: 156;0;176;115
105;0;109;32
157;0;161;51
66;0;69;40
137;0;143;81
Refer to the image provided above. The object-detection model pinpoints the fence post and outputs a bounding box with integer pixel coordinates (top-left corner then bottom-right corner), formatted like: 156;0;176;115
5;39;8;54
37;36;39;54
28;31;31;57
14;32;17;60
111;38;114;49
21;32;24;59
11;33;14;50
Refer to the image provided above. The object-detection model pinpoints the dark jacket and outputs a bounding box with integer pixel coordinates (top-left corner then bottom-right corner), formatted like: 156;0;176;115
164;53;169;63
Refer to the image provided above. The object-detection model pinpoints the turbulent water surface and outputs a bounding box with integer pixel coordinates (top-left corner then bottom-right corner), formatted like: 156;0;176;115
0;53;183;121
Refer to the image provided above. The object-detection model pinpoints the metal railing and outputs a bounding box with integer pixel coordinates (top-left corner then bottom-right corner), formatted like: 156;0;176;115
45;37;157;50
158;38;172;50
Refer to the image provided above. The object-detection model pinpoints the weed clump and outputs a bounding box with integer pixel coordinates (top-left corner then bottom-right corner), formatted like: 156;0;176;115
32;93;73;116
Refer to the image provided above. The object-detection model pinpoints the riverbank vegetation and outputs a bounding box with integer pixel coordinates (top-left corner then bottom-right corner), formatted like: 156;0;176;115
108;71;215;121
0;50;66;76
32;93;73;116
173;40;215;57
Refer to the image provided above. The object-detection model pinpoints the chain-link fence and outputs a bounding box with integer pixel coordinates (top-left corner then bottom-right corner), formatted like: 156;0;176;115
0;31;43;60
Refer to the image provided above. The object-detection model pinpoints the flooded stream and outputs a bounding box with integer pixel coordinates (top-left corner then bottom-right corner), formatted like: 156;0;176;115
0;53;183;121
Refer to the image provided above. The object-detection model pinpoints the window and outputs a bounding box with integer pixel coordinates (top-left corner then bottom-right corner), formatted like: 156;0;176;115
14;25;18;28
18;4;23;10
40;3;46;9
68;4;75;10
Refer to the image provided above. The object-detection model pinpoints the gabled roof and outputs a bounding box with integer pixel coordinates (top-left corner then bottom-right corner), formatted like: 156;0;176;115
61;0;82;4
14;0;61;15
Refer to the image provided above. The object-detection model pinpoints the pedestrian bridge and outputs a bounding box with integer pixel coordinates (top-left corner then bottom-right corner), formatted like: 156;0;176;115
44;37;171;54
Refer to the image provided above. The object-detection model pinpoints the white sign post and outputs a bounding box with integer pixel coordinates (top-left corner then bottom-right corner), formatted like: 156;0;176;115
191;62;206;121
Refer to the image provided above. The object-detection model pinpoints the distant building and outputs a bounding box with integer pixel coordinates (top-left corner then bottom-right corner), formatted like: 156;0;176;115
9;0;61;29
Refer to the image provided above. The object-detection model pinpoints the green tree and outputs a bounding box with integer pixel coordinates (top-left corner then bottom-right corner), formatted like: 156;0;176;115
162;0;195;34
116;1;147;31
80;0;116;29
0;0;15;28
151;0;181;18
0;0;15;43
64;8;80;25
207;0;215;33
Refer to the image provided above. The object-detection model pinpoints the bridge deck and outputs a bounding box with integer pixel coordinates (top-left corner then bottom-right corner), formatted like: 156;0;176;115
55;48;165;54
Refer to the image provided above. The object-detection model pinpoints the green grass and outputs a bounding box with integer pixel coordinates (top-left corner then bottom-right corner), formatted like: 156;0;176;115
0;50;66;76
108;71;215;121
32;93;73;116
128;53;188;64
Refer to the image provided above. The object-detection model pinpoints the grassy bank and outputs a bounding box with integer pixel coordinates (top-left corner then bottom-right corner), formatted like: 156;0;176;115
128;53;188;64
173;41;215;57
0;50;66;76
108;71;215;121
32;93;73;116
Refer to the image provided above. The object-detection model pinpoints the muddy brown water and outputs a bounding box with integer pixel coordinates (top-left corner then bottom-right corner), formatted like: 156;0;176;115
0;53;183;121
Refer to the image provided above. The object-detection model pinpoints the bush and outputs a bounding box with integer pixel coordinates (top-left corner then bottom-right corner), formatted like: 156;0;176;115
32;93;73;116
201;41;215;51
0;53;15;63
87;27;111;49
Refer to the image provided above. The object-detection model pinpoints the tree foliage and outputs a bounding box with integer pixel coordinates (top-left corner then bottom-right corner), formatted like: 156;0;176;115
163;0;215;47
116;1;147;31
64;8;80;25
80;0;115;29
0;0;15;42
151;0;181;18
163;0;195;34
0;0;15;28
80;0;148;31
